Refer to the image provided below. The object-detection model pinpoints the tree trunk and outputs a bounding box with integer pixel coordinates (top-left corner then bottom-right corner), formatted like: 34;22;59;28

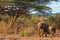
10;13;19;34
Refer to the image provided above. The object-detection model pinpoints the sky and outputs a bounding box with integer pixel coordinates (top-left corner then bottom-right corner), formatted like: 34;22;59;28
46;1;60;13
30;0;60;14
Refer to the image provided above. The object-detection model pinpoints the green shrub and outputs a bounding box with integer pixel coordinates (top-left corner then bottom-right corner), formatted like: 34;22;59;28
3;14;9;22
18;31;29;37
0;17;2;21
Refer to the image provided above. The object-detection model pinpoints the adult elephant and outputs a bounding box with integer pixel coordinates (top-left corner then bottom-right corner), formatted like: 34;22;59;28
38;22;50;37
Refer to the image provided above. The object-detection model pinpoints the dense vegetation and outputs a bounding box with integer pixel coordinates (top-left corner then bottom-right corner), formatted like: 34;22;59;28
0;0;60;37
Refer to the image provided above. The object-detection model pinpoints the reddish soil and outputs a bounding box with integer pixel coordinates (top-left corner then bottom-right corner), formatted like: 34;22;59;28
0;34;60;40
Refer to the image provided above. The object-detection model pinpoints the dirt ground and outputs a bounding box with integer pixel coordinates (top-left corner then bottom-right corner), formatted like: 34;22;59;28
0;37;60;40
0;29;59;40
0;34;60;40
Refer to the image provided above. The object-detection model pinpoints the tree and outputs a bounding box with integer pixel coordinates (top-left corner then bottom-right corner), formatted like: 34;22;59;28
46;15;57;26
8;0;52;33
46;14;60;29
55;15;60;29
0;0;51;33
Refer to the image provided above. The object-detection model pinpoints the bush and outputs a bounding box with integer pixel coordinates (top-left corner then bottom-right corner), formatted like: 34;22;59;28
18;31;29;37
0;17;2;21
2;14;9;22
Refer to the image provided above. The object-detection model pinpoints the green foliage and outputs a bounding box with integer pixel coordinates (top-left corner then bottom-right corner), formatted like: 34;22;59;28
2;14;9;22
46;14;60;29
6;0;13;2
18;31;29;37
47;15;56;22
17;14;39;27
0;17;2;21
55;15;60;29
31;15;39;23
0;0;13;2
17;17;25;22
14;0;51;11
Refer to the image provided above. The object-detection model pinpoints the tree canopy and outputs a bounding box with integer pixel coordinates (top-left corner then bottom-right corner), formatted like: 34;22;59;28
14;0;51;10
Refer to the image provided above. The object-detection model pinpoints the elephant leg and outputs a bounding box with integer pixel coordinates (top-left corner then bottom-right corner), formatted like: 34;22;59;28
39;29;43;37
